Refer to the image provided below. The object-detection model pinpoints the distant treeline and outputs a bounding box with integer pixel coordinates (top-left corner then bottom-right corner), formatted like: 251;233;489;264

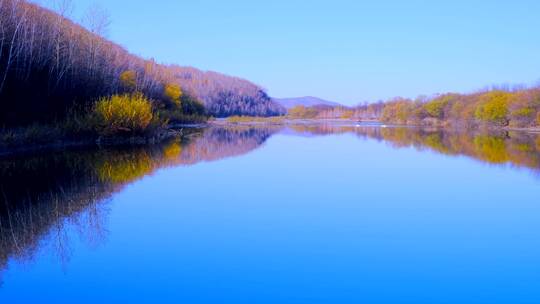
288;87;540;128
0;0;284;126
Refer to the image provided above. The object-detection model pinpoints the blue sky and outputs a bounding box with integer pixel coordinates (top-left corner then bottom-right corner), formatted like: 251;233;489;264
43;0;540;105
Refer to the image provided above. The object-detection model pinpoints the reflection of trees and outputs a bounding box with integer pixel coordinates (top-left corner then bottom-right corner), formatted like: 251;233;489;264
1;123;538;283
0;126;278;283
289;124;359;136
290;123;540;173
177;126;279;165
0;148;152;285
376;128;540;171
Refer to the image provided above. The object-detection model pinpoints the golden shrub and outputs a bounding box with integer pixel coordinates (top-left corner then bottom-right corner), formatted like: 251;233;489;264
92;93;153;134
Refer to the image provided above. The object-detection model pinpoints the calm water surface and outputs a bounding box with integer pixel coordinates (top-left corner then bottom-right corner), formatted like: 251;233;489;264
1;124;540;303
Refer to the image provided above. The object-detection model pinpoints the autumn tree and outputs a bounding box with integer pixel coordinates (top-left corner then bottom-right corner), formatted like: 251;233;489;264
424;94;457;119
475;91;510;126
164;83;182;106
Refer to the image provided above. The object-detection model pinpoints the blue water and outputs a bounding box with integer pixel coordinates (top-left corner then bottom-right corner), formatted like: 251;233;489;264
1;125;540;303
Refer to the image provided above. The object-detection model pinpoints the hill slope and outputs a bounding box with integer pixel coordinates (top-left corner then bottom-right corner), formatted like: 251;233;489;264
273;96;343;109
0;0;284;125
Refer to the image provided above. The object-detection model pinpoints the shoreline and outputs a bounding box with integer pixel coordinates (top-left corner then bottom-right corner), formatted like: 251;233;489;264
0;127;194;158
2;119;540;158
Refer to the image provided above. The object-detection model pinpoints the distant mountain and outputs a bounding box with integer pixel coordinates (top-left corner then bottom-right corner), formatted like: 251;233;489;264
272;96;343;109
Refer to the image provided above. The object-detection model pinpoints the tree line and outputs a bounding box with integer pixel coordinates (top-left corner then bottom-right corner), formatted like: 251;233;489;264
377;87;540;128
0;0;284;127
287;87;540;129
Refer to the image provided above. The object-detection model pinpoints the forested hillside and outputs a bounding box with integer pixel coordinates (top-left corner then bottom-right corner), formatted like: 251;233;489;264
0;0;283;126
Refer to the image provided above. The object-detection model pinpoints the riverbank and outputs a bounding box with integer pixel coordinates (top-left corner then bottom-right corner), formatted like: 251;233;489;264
0;125;204;158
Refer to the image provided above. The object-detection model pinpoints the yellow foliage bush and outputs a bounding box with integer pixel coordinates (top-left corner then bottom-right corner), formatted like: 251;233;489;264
164;84;183;106
92;93;154;135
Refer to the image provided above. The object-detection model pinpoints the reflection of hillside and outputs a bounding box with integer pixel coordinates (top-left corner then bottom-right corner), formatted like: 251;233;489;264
0;126;278;283
178;126;280;165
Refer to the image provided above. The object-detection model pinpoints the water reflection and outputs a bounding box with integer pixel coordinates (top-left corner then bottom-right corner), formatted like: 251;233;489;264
1;124;540;284
0;125;278;283
289;123;540;173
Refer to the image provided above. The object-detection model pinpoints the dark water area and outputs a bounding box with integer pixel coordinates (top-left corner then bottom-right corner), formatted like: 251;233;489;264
0;123;539;303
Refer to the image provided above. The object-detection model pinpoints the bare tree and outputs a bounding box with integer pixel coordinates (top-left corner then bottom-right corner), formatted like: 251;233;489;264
52;0;73;17
82;3;109;36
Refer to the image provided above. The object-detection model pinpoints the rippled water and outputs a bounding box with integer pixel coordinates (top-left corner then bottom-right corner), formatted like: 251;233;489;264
1;123;540;303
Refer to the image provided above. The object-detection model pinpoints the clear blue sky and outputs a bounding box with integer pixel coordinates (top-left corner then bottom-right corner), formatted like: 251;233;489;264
43;0;540;105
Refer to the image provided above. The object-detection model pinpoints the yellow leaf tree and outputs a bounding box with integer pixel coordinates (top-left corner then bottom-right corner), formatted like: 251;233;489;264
164;83;183;107
474;91;510;125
